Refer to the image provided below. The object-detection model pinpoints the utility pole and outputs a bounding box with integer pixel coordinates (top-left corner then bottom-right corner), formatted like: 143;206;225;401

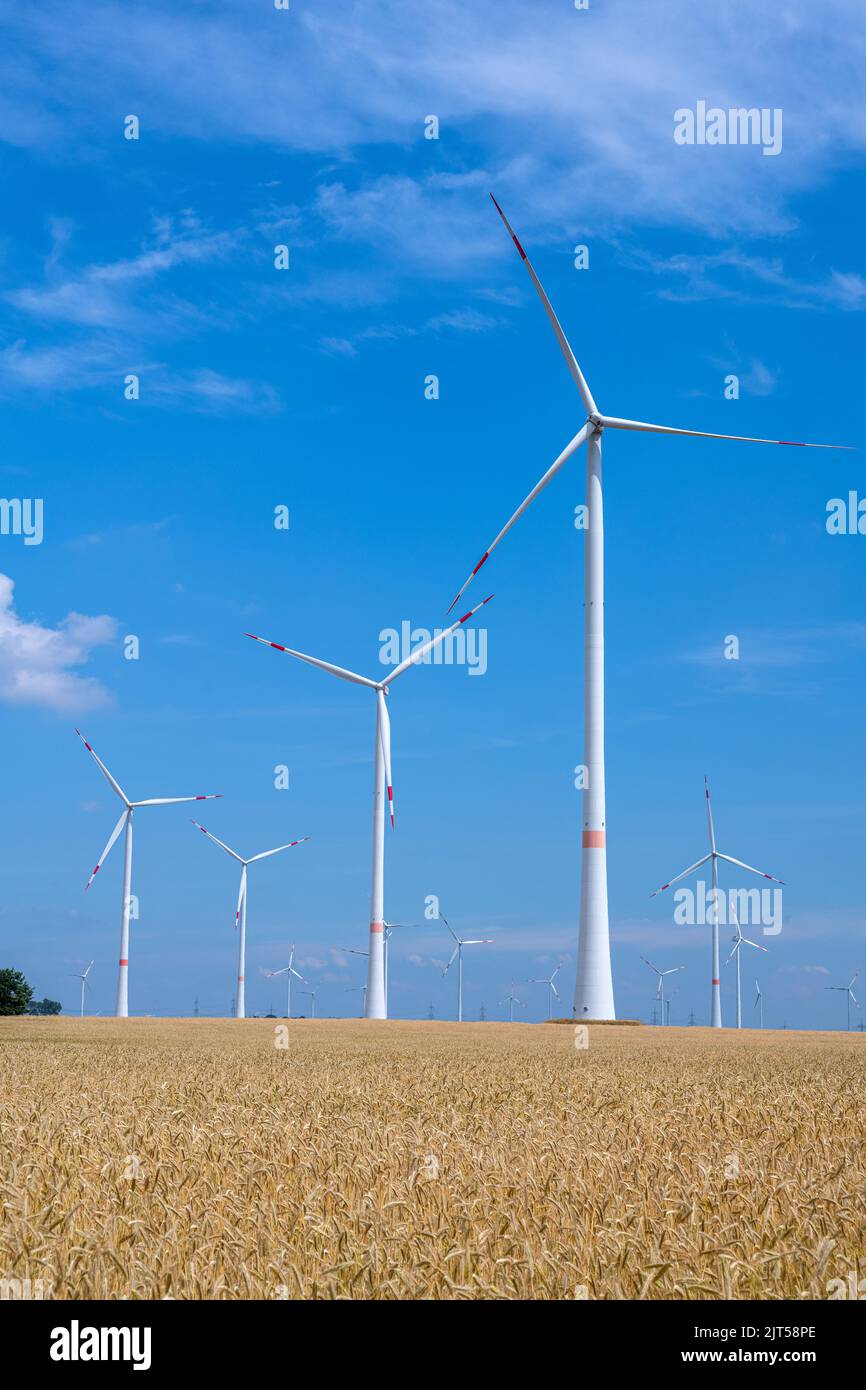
651;1006;658;1027
479;1003;487;1022
427;1002;434;1021
193;998;199;1018
688;1009;696;1026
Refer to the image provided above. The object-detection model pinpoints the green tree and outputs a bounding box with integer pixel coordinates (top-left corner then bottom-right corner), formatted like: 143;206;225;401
0;968;33;1016
27;998;62;1016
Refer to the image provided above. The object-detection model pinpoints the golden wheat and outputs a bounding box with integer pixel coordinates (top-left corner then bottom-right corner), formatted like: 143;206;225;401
0;1018;862;1300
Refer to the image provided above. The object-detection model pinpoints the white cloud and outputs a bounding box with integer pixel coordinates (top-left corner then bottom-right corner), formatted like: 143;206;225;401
0;573;117;711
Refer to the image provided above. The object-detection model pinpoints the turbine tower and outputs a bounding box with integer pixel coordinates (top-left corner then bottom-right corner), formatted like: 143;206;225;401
825;972;859;1032
246;597;492;1020
651;779;783;1027
754;979;763;1030
527;965;562;1020
447;197;849;1022
191;822;309;1019
441;915;494;1022
725;909;768;1028
75;730;220;1017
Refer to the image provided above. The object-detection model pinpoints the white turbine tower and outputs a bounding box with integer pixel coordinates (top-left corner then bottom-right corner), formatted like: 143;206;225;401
246;596;492;1021
441;916;494;1022
754;978;764;1030
725;910;768;1028
299;988;316;1019
191;821;310;1019
825;972;859;1032
527;965;562;1020
651;779;783;1027
447;196;850;1023
500;981;524;1023
76;730;221;1018
640;957;685;1024
264;944;306;1018
70;960;94;1017
345;983;368;1016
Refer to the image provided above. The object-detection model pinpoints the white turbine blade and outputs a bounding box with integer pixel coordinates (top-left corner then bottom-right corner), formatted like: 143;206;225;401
850;989;859;1006
441;916;459;944
245;633;378;689
740;935;768;953
462;939;490;945
848;972;860;990
388;593;495;680
136;794;222;806
247;836;310;863
551;981;561;999
191;820;243;862
724;940;741;965
446;427;587;613
376;689;394;828
489;194;597;417
84;809;128;891
550;966;561;982
704;777;716;852
716;853;784;885
442;946;459;977
74;729;129;804
640;955;661;975
264;967;288;977
597;415;852;450
650;853;712;896
83;960;94;979
234;866;247;930
289;966;307;982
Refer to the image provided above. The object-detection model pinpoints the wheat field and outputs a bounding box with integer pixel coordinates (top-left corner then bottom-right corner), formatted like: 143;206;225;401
0;1017;862;1300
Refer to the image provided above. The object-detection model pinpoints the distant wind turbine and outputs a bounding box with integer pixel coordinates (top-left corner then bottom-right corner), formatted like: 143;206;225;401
447;196;849;1024
191;822;309;1019
825;972;859;1032
754;979;764;1030
651;778;782;1027
500;981;524;1023
441;915;494;1022
75;730;221;1017
263;944;306;1018
345;983;368;1017
69;960;94;1017
299;989;317;1019
527;965;561;1020
640;957;685;1024
725;910;768;1028
246;597;493;1019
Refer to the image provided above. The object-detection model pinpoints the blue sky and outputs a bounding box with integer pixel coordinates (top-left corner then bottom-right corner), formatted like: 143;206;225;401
1;0;864;1026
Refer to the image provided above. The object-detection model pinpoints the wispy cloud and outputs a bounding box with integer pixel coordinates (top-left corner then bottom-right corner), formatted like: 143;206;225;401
0;572;117;712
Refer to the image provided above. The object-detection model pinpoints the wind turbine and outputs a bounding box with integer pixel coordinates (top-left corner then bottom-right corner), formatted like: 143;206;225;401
75;730;221;1017
441;915;494;1022
345;983;368;1016
640;957;684;1024
825;972;859;1032
246;596;492;1020
299;988;317;1019
264;943;306;1018
527;965;562;1020
651;779;783;1027
191;821;310;1019
69;960;94;1017
447;196;849;1024
500;981;524;1023
754;979;764;1030
725;910;768;1028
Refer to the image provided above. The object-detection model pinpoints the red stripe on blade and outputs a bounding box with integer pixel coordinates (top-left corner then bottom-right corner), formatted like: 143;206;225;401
778;440;805;447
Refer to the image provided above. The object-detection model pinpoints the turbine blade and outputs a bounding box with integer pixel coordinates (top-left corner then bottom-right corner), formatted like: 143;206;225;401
650;854;711;896
290;966;306;982
741;935;768;953
551;982;561;999
75;730;128;804
136;795;221;806
704;777;716;852
387;593;495;680
235;865;247;930
376;689;394;828
247;836;310;863
191;820;243;862
848;972;860;989
84;809;128;891
442;946;459;977
489;194;597;416
597;415;853;449
446;427;587;613
716;852;784;884
245;634;378;688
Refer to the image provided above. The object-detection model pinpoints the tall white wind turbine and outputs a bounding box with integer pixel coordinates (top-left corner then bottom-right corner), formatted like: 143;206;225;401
825;971;859;1032
76;730;221;1018
754;978;764;1030
246;596;493;1021
447;196;850;1023
441;915;494;1022
651;779;783;1027
264;944;306;1018
725;909;768;1028
191;822;309;1019
639;956;684;1024
527;965;562;1020
70;959;94;1017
